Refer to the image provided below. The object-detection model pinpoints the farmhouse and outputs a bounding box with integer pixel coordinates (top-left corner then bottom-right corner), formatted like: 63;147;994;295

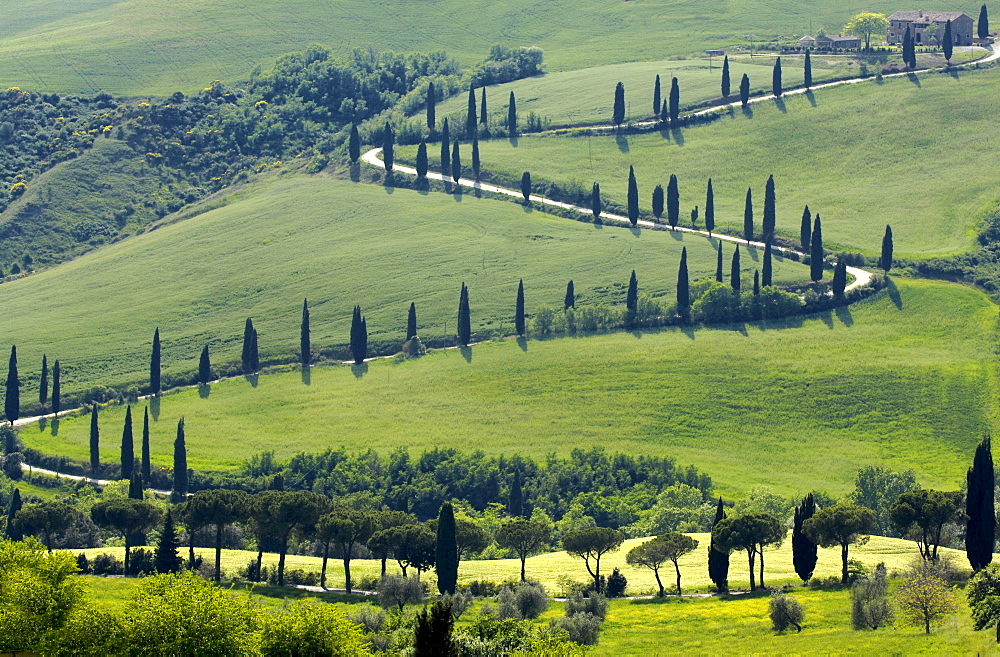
799;35;816;48
815;35;861;50
887;11;974;46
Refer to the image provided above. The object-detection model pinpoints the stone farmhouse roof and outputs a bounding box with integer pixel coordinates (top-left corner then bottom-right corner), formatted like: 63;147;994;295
821;35;860;43
888;11;970;22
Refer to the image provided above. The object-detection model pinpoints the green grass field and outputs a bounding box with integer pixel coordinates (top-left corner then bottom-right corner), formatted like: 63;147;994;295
434;55;857;128
0;174;808;400
22;277;997;497
444;66;1000;257
0;0;973;95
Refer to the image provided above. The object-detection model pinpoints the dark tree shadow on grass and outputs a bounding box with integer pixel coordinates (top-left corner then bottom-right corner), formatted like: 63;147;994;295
819;311;834;329
669;230;683;241
508;135;519;147
415;178;430;195
629;225;641;237
382;172;395;191
198;384;210;399
460;347;473;363
301;366;311;385
805;90;817;106
741;105;754;119
680;322;696;340
246;374;259;388
522;201;533;213
38;417;47;432
747;246;759;262
835;304;854;327
615;133;630;153
948;68;960;80
49;418;59;436
886;277;903;309
669;127;685;146
349;163;361;182
351;363;368;379
773;96;787;113
150;396;161;421
516;337;528;352
906;72;921;87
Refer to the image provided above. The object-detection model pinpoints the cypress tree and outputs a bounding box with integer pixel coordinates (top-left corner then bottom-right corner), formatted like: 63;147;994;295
810;214;824;282
416;141;428;179
358;318;367;362
661;98;668;119
407;302;418;340
721;55;731;98
435;502;459;594
666;174;680;230
466;84;477;137
739;73;750;107
509;471;524;517
966;435;996;571
565;281;575;309
451;140;461;183
730;246;741;291
715;242;724;282
652;185;664;222
198;345;211;385
591;183;602;223
763;240;773;287
89;404;100;473
426;81;436;129
612;82;625;127
350;305;367;364
804;49;812;89
792;494;818;583
626;270;638;325
173;417;187;500
880;225;894;273
51;360;60;416
653;74;661;117
515;279;526;337
480;87;488;125
39;354;48;409
382;122;394;172
141;406;151;481
128;471;143;500
155;509;182;574
520;171;531;203
669;77;680;126
250;329;259;372
241;318;254;373
800;206;812;251
440;118;450;174
677;247;690;317
753;270;760;296
762;174;775;238
121;405;134;480
150;328;161;396
4;346;17;425
507;91;518;136
349;124;360;163
705;178;715;235
627;165;639;226
943;19;954;63
300;298;310;367
472;133;480;180
832;259;848;297
979;4;989;40
708;497;729;592
6;488;22;541
903;27;914;69
772;57;782;97
743;187;754;242
457;283;471;346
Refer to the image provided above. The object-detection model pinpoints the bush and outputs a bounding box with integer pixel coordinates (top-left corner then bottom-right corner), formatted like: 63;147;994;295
76;554;90;575
259;599;369;655
551;612;602;645
377;574;425;611
565;592;608;621
497;581;549;620
769;591;804;633
91;553;124;576
606;568;628;598
2;452;23;480
441;589;474;619
347;603;387;634
127;548;156;576
852;562;893;630
464;579;502;597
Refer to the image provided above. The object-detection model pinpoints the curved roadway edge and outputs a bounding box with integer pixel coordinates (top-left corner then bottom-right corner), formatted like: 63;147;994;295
362;147;872;291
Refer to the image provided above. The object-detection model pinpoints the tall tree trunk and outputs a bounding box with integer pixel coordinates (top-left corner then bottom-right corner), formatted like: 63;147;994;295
215;524;223;584
759;546;766;588
277;534;289;586
256;550;263;582
674;559;683;596
520;556;526;582
841;543;849;585
124;537;132;577
747;549;756;590
381;556;387;577
344;556;352;593
653;567;664;596
320;542;330;588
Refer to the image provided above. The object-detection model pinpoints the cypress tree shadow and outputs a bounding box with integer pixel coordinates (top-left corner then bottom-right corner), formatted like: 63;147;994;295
669;231;682;241
38;417;47;432
349;163;361;183
516;337;528;352
351;362;368;378
383;175;395;192
906;72;921;87
741;105;754;119
948;68;960;79
150;396;161;422
773;97;787;113
198;383;210;399
805;90;817;106
680;323;696;340
669;127;685;146
50;418;58;436
886;278;903;309
834;304;854;327
615;134;629;153
508;135;519;147
415;178;430;195
747;247;759;262
300;366;311;385
460;346;473;363
246;373;259;388
629;226;641;237
819;311;834;329
522;201;533;212
473;186;482;199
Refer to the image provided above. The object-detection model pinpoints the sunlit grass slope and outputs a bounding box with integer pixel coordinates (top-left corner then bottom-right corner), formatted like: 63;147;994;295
24;278;997;497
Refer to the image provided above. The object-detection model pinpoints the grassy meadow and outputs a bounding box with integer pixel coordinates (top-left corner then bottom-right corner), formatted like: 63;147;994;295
437;66;1000;257
434;55;855;128
0;175;809;400
22;277;997;497
0;0;973;95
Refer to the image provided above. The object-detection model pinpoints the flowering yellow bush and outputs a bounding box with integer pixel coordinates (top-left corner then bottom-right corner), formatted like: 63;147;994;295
9;182;27;198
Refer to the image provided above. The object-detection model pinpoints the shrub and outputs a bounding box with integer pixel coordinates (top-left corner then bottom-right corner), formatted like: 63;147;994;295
75;554;90;575
769;591;804;632
259;600;369;655
605;568;628;598
91;553;124;576
377;574;425;611
1;452;23;480
464;579;502;597
347;603;387;634
441;589;474;619
852;562;893;630
127;548;156;576
497;581;549;620
551;612;602;645
566;592;608;620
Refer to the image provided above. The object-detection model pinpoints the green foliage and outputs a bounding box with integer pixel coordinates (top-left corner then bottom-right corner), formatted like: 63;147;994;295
154;510;182;574
851;466;919;536
260;599;370;656
968;563;1000;639
803;503;877;584
712;512;783;590
896;561;958;634
497;519;552;581
563;527;624;591
436;502;459;594
966;435;995;572
792;494;818;584
377;574;425;612
852;562;893;630
497;581;549;620
889;489;963;562
769;591;804;632
844;12;889;49
13;501;76;551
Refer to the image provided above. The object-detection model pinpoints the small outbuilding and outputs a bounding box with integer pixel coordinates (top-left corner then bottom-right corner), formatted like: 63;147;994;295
799;35;816;48
815;34;862;50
